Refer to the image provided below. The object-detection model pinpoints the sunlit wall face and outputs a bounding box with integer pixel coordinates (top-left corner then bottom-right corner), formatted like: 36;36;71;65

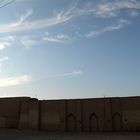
0;0;140;99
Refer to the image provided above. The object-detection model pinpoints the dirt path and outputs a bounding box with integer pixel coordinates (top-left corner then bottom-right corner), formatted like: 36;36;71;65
0;129;140;140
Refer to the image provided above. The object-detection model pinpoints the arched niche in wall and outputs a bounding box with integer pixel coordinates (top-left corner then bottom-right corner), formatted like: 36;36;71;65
89;113;99;132
66;113;76;132
112;112;122;131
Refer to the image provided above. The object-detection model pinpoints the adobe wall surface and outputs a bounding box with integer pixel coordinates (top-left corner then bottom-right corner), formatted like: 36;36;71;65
121;97;140;131
0;97;30;128
18;98;39;130
39;100;65;131
0;96;140;132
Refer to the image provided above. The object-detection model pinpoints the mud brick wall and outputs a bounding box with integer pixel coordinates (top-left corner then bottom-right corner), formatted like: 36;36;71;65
0;97;30;128
0;96;140;132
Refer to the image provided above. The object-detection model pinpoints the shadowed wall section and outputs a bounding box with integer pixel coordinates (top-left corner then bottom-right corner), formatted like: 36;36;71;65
66;113;76;132
39;100;65;131
0;96;140;132
0;97;30;128
89;113;99;132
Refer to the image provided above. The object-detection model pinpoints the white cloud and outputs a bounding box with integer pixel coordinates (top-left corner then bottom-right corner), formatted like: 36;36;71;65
0;36;15;50
55;0;140;20
19;9;33;23
43;32;70;43
20;36;38;49
0;1;139;34
54;70;83;77
0;9;73;33
94;0;140;18
0;0;139;38
86;19;131;38
128;10;139;17
0;43;9;50
0;36;15;42
0;9;33;33
0;75;32;87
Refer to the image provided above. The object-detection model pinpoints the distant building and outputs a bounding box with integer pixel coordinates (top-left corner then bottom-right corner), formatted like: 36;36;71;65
0;96;140;132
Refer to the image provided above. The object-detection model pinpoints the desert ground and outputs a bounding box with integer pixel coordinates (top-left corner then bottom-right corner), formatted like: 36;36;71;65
0;129;140;140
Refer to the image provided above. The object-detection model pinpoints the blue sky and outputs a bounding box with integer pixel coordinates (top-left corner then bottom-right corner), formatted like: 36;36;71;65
0;0;140;99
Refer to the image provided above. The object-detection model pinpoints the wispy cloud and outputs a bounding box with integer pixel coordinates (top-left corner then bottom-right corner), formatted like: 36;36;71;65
0;42;10;50
53;70;83;78
94;0;140;18
0;36;15;42
86;19;131;38
0;36;15;50
0;1;139;34
43;32;70;43
0;0;139;40
128;10;139;17
20;36;38;49
0;8;74;33
0;75;32;87
0;56;8;72
0;9;33;33
55;0;140;19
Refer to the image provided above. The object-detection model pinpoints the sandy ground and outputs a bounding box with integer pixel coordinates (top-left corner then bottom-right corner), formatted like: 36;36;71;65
0;129;140;140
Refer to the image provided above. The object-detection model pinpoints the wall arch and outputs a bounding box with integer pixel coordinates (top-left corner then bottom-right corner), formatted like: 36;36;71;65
89;113;99;132
112;113;122;131
66;113;76;132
